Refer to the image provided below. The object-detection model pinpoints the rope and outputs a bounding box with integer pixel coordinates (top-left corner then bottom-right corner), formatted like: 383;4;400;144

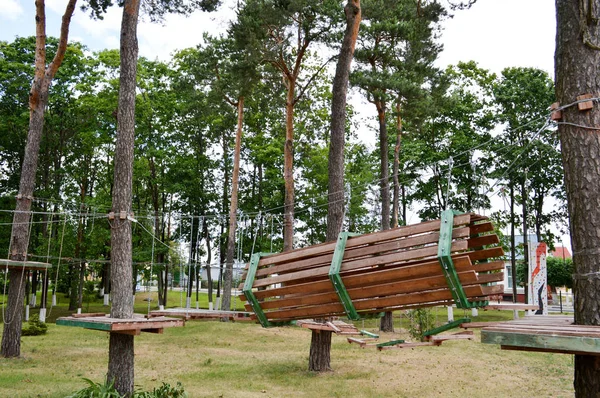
147;219;156;316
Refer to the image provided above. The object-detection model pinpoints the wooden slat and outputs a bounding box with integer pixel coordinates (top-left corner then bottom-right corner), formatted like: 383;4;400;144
262;284;487;322
467;234;499;248
468;221;494;236
253;240;469;288
253;226;472;279
256;214;473;267
258;271;480;311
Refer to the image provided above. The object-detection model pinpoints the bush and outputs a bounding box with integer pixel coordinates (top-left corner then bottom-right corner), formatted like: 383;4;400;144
21;314;48;336
68;379;187;398
405;308;435;341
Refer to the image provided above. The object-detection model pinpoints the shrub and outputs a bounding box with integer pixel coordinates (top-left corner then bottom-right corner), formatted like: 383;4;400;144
68;379;187;398
21;314;48;336
405;308;435;341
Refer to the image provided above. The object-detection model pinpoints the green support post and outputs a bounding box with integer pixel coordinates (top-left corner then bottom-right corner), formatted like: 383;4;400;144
243;252;273;328
242;253;292;328
437;209;472;309
329;232;361;320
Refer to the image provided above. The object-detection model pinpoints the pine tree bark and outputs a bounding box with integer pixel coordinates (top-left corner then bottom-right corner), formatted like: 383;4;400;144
283;83;296;252
309;0;361;373
1;0;77;358
106;0;140;395
223;97;244;313
555;1;600;395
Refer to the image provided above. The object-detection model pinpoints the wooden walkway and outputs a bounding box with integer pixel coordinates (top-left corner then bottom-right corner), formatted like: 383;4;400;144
0;259;51;271
148;308;252;321
480;315;600;355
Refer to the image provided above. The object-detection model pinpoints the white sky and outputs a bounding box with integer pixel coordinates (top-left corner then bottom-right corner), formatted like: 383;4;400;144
0;0;567;249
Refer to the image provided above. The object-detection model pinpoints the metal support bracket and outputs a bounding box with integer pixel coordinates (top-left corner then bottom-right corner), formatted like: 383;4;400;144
243;252;293;328
437;209;472;309
329;232;361;320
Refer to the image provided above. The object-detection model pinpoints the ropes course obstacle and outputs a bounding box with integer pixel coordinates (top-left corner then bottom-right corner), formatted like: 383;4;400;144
239;210;505;327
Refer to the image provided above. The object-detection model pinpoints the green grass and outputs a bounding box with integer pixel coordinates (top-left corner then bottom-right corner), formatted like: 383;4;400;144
0;298;575;397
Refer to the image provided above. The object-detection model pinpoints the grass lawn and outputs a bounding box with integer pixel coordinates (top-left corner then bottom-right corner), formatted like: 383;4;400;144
0;292;575;397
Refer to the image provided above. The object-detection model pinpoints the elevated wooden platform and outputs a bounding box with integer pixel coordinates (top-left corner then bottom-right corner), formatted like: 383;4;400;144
148;308;252;321
296;319;369;335
480;316;600;355
240;212;504;324
0;259;51;271
56;313;184;336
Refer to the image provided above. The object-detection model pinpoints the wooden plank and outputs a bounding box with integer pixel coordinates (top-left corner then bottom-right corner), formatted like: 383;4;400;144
71;312;106;318
483;304;539;311
0;259;52;271
256;214;473;268
467;234;499;248
468;221;494;235
258;271;480;311
252;240;469;289
56;315;185;333
468;247;504;262
482;328;600;355
253;226;473;278
249;256;475;301
471;260;505;272
262;284;487;321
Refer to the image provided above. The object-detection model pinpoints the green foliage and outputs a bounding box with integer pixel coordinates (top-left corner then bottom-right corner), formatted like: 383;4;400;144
405;308;435;341
515;256;573;289
21;315;48;336
68;379;187;398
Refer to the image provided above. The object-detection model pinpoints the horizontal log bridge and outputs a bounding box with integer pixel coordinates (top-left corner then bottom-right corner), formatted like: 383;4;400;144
56;314;185;336
240;212;504;326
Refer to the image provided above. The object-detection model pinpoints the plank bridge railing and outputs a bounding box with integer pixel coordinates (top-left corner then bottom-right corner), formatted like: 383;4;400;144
239;211;505;327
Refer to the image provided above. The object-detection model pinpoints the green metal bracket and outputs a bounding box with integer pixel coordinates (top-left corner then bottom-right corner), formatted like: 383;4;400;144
360;330;380;339
376;339;405;348
243;252;274;328
243;252;292;328
329;232;361;320
438;209;472;309
423;317;471;337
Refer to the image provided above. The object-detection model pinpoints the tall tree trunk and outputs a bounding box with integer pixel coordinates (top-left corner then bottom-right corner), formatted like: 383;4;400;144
107;1;140;394
223;97;244;313
1;0;76;359
376;100;393;332
555;1;600;395
521;176;529;304
392;103;403;228
510;185;517;303
377;101;391;231
309;0;361;373
283;83;296;252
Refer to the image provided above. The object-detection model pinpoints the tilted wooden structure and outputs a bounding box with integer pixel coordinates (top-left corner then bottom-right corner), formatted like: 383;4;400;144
240;211;505;326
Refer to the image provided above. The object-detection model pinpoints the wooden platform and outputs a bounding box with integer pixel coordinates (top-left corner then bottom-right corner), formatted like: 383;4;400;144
296;319;368;335
148;308;252;321
0;259;51;271
56;313;184;335
240;212;504;323
480;316;600;355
